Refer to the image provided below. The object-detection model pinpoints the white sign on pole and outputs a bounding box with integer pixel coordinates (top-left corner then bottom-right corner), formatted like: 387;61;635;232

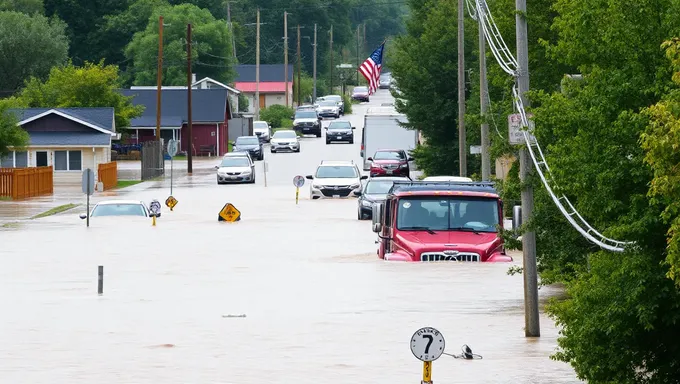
293;175;305;188
470;145;482;155
167;139;179;157
149;200;161;215
508;113;536;145
410;327;446;362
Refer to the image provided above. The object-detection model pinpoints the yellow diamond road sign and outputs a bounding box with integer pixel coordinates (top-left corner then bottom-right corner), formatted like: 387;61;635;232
218;203;241;222
165;196;178;209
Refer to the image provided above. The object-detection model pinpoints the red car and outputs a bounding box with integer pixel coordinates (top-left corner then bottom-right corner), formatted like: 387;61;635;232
368;149;413;177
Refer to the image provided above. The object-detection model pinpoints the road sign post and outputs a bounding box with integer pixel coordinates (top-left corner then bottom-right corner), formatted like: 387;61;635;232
410;327;445;384
149;199;161;226
263;161;268;188
293;175;305;205
167;139;178;196
82;168;95;227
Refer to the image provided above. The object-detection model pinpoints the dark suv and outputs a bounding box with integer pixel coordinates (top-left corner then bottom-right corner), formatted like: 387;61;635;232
368;149;413;177
231;136;264;160
325;121;355;144
293;110;322;137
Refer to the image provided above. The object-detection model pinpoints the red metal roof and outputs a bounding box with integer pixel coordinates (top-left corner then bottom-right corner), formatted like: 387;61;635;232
234;82;290;93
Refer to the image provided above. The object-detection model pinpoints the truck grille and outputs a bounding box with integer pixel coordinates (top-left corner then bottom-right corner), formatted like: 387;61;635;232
320;186;352;197
420;252;480;262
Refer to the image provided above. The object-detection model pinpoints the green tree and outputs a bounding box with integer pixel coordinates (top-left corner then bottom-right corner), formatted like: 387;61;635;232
17;61;143;130
125;3;235;86
0;0;43;14
0;11;68;94
0;103;29;157
260;104;294;128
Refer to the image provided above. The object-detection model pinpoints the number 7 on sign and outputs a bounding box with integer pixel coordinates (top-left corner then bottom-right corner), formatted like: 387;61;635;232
422;335;434;354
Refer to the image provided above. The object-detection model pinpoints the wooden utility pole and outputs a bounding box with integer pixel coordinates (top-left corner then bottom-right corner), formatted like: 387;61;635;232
255;8;261;120
227;2;236;58
187;23;193;174
155;16;164;141
296;24;301;106
312;23;317;102
479;12;490;181
284;11;289;107
458;0;467;176
329;25;333;93
516;0;540;338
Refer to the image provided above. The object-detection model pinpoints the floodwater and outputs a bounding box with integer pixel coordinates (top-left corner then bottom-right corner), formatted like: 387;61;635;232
0;92;580;383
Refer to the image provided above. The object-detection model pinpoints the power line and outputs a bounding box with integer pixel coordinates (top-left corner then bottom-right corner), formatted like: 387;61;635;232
234;1;407;14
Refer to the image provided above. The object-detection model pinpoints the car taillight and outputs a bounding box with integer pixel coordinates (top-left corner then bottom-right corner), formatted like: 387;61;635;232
361;144;364;151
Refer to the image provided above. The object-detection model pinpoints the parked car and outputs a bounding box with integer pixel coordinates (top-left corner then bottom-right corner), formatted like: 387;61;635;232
215;154;256;184
325;121;355;144
223;151;254;166
323;94;344;114
79;200;156;219
422;176;473;182
296;105;317;112
306;160;367;199
231;135;264;160
316;100;341;119
253;120;271;143
352;86;370;102
355;176;410;220
293;109;322;137
367;149;413;177
270;130;301;153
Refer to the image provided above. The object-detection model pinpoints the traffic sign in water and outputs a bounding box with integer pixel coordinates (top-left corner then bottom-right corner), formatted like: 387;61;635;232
293;175;305;188
218;203;241;222
410;327;445;362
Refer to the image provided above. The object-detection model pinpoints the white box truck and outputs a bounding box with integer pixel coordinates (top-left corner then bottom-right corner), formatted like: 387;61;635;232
360;106;419;171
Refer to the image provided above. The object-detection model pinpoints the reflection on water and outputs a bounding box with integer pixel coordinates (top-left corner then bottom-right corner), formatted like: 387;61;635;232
0;183;580;383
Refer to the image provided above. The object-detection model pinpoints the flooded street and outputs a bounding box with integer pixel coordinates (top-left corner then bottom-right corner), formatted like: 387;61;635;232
0;91;580;383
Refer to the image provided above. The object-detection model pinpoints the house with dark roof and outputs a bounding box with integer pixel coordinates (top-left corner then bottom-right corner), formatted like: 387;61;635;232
2;108;117;185
118;88;232;156
234;64;294;112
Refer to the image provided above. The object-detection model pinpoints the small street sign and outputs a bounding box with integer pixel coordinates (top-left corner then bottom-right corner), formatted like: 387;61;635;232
149;200;161;215
508;113;536;145
165;196;178;210
293;175;305;188
470;145;482;154
410;327;445;362
218;203;241;222
167;139;179;157
81;168;95;195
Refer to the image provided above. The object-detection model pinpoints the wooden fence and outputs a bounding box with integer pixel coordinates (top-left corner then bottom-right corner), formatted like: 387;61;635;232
0;166;53;200
97;162;118;191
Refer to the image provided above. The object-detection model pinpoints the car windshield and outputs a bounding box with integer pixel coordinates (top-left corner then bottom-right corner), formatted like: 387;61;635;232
327;122;351;130
91;203;146;217
354;87;368;93
253;122;268;129
325;95;341;102
319;101;337;107
273;131;297;139
315;165;358;178
374;151;406;160
220;157;250;167
396;197;500;232
365;180;398;194
295;111;317;119
235;137;259;145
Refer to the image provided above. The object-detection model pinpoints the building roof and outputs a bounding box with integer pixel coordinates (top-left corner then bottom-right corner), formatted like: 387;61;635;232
235;64;294;82
8;108;115;133
234;82;290;93
28;132;112;146
128;115;183;129
129;77;241;94
118;88;229;127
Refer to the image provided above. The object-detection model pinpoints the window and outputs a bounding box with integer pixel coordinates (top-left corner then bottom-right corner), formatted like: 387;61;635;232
315;165;358;178
219;157;250;167
235;137;259;145
365;180;397;194
272;131;297;139
295;111;317;119
54;150;82;171
373;151;406;160
0;151;28;168
327;121;351;131
91;204;147;217
396;197;500;232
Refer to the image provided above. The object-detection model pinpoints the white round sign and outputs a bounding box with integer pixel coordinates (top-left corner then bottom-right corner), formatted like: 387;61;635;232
293;175;305;188
410;327;445;362
149;200;161;215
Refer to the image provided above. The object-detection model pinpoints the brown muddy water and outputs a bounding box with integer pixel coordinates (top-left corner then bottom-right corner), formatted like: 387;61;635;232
0;93;579;383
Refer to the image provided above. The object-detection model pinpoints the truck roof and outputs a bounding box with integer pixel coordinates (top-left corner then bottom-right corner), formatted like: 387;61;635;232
365;106;406;116
388;180;499;198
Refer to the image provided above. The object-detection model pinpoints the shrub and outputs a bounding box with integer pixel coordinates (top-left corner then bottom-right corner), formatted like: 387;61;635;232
259;104;294;128
342;94;353;114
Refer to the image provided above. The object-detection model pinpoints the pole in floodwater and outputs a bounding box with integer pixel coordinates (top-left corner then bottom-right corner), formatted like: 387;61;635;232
98;265;103;295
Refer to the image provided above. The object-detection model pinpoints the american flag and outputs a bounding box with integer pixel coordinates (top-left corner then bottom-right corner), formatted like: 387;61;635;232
358;42;385;95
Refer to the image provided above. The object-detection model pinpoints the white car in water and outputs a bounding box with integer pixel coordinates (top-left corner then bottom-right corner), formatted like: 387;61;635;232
215;155;256;184
253;120;271;142
270;130;301;153
306;160;368;199
79;200;156;219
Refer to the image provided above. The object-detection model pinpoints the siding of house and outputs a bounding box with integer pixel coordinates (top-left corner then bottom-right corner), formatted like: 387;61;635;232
180;123;223;156
243;92;290;112
26;147;109;184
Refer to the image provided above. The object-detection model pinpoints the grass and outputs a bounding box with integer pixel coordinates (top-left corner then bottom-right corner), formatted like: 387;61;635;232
31;203;79;219
116;180;143;189
1;222;21;229
0;196;11;201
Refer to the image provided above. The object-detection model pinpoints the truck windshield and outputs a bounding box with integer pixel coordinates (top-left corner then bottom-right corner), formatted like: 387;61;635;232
295;111;317;119
316;166;358;178
396;197;500;232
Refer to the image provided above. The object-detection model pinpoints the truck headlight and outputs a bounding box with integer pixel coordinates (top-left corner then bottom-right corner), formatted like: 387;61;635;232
361;200;373;207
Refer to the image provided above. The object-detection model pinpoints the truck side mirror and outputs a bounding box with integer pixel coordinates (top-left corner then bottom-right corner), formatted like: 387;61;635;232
79;213;87;220
367;157;373;161
512;205;522;230
371;203;383;233
407;157;414;161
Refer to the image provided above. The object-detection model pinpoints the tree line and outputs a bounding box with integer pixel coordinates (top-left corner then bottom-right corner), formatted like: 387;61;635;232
390;0;680;382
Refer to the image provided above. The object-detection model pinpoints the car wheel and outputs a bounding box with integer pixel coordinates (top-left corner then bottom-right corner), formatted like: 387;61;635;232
349;139;354;144
295;148;300;152
316;131;322;138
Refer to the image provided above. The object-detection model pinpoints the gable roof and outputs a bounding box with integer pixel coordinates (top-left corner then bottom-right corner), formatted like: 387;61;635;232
118;88;229;127
128;77;241;94
8;108;116;135
193;77;241;93
235;64;294;82
28;132;112;146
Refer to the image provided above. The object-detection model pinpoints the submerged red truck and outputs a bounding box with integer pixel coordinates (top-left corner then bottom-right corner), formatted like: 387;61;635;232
370;180;513;262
